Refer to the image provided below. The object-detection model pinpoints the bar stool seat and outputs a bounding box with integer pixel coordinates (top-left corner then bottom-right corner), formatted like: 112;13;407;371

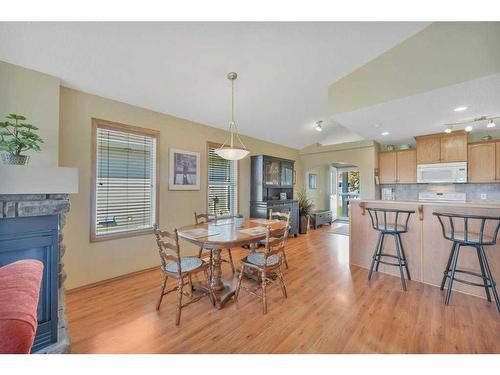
375;223;406;232
367;207;415;291
445;231;494;244
434;212;500;315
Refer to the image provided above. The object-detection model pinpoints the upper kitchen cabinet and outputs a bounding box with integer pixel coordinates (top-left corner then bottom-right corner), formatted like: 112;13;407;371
441;132;468;162
378;151;397;184
416;131;467;164
378;149;416;184
468;142;496;183
397;149;417;183
416;135;441;163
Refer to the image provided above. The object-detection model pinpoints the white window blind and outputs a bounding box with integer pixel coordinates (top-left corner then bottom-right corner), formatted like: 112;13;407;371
208;143;238;217
94;125;157;238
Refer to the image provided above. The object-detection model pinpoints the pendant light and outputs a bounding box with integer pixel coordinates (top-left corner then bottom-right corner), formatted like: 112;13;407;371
215;72;250;161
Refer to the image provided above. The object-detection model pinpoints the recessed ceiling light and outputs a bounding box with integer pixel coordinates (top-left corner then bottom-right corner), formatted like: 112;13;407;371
444;126;452;134
454;106;468;112
465;125;473;132
314;120;323;132
381;131;389;136
487;119;496;128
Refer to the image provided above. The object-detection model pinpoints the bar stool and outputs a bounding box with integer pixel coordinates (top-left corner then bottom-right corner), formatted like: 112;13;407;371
434;212;500;314
366;207;415;291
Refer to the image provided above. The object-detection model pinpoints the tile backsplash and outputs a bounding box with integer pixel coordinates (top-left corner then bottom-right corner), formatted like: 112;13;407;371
379;183;500;203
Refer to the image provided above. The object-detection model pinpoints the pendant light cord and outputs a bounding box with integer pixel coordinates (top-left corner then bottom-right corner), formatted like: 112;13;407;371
218;72;247;151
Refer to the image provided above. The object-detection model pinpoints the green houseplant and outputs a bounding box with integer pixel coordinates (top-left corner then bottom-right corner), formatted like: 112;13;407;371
297;187;314;234
0;113;43;165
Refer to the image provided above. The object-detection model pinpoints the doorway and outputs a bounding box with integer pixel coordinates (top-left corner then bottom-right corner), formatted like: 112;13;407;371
330;165;360;221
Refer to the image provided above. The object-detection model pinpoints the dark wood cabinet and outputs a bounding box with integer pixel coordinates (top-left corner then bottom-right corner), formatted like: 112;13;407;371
250;155;298;236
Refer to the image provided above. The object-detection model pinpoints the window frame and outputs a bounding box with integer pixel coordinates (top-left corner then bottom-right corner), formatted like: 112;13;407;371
90;118;160;242
206;141;240;218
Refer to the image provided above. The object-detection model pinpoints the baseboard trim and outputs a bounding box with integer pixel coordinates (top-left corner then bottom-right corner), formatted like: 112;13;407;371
67;266;159;294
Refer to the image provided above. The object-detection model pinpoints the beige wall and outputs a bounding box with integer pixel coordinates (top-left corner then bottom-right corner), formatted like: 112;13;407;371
0;61;60;166
300;140;378;200
306;165;329;211
59;87;301;289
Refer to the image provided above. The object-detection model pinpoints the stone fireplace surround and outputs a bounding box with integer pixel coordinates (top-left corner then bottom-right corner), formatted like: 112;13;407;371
0;193;71;353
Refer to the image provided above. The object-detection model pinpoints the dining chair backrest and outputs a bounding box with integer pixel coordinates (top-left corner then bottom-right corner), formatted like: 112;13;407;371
433;212;500;246
263;225;288;269
269;210;291;235
153;224;182;276
194;212;217;225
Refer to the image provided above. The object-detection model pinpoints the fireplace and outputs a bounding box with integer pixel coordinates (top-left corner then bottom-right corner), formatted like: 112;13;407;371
0;194;71;353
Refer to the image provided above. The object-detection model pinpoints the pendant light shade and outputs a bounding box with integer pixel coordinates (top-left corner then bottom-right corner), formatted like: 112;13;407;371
215;72;249;161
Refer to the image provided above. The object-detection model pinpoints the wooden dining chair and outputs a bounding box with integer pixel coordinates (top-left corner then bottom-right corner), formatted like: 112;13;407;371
235;225;288;314
258;210;291;269
194;212;235;274
154;224;215;326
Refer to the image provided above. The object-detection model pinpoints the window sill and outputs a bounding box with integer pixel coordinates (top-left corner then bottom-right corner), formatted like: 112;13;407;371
90;228;154;243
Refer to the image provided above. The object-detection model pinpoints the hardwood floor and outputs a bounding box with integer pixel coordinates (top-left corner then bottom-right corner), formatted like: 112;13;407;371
67;226;500;353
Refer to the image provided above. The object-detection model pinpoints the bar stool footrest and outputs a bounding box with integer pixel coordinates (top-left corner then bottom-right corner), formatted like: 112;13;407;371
444;269;496;288
373;253;408;268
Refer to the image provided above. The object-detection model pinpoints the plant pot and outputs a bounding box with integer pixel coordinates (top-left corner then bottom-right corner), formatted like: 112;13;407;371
299;215;310;234
1;153;30;165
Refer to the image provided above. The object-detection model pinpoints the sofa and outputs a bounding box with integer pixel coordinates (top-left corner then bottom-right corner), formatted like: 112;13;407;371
0;260;44;354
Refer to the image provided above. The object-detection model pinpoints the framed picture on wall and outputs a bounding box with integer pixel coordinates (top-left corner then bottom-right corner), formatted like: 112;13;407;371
308;173;317;189
169;148;200;190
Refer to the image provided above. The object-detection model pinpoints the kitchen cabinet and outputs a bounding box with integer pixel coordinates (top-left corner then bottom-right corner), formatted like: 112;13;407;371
416;135;441;164
468;143;496;183
416;131;467;164
397;149;417;183
378;149;416;184
378;151;397;184
496;143;500;181
441;133;468;162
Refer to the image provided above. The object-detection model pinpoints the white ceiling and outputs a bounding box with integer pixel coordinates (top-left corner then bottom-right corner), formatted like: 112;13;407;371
0;22;429;149
331;73;500;145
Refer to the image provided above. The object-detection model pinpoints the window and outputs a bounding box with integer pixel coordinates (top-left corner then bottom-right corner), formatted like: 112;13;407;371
207;142;238;217
91;119;159;241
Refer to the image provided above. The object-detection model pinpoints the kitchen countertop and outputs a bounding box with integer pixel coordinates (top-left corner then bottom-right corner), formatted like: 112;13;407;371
354;199;500;209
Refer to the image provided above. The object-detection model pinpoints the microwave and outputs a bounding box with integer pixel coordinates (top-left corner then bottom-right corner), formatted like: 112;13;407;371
417;162;467;184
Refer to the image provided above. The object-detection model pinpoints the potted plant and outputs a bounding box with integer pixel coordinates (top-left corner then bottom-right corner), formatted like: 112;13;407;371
0;114;43;165
297;187;314;234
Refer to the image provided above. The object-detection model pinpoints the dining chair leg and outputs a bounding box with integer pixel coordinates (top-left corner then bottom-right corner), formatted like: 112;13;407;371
175;277;184;326
187;274;194;297
203;268;216;306
277;269;287;299
156;274;168;311
235;264;245;299
227;249;235;274
198;246;203;259
281;249;289;269
209;252;213;280
261;271;268;314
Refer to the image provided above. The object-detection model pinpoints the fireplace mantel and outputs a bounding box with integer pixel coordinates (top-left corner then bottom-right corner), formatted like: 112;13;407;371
0;166;78;194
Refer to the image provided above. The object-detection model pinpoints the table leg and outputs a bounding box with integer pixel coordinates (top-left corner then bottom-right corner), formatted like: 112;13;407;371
211;249;225;291
208;248;236;309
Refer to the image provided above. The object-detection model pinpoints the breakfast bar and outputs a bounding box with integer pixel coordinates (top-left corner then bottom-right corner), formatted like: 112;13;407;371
350;199;500;300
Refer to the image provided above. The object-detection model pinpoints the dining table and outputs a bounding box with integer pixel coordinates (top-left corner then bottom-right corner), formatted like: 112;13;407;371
177;217;287;309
